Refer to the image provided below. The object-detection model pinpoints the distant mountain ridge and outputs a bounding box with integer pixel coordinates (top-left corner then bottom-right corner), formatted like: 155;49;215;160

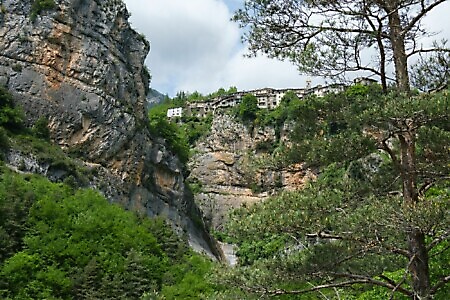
147;88;166;108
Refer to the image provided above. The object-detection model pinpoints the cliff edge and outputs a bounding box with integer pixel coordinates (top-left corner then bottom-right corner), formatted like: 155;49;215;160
0;0;221;258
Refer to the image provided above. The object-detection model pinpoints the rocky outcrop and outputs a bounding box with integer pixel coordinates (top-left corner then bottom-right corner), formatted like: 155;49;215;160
189;113;315;231
0;0;221;258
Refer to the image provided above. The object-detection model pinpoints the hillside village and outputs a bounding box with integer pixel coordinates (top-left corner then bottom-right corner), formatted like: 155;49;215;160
167;77;377;118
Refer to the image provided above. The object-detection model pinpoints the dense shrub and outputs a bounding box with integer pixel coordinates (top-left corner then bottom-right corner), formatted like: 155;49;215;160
181;114;213;145
0;86;24;132
0;127;9;153
0;161;220;298
30;0;56;21
148;103;191;164
237;94;259;125
0;168;209;299
32;117;50;140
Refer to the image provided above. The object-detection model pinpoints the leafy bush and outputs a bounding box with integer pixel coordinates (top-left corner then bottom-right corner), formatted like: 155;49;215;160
237;94;259;126
0;86;24;131
0;167;221;299
148;103;191;164
161;255;214;299
181;113;213;145
0;127;9;153
0;168;38;263
0;170;199;299
30;0;56;21
32;116;50;140
255;139;276;153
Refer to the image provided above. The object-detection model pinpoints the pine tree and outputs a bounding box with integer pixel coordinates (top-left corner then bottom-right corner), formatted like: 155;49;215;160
223;86;450;299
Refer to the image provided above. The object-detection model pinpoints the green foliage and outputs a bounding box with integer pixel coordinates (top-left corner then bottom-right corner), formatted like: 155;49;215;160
254;139;276;153
237;94;259;125
181;113;213;145
32;117;50;140
0;168;38;263
207;86;238;99
236;235;288;266
286;84;386;167
0;127;9;153
0;169;203;299
0;86;24;132
182;86;238;103
255;91;302;144
142;216;189;262
0;167;218;300
161;254;217;299
186;90;205;102
224;164;449;297
30;0;56;21
220;88;450;298
148;104;190;164
148;96;214;164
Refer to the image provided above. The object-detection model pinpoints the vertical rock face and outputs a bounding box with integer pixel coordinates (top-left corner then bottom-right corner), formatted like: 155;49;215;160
189;113;315;231
0;0;220;258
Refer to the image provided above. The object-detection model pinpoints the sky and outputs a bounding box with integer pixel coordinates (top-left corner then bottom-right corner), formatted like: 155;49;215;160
123;0;450;97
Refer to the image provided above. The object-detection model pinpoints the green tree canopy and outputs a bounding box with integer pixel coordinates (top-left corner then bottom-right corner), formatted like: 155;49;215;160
221;87;450;299
238;93;259;125
0;167;213;299
0;86;23;131
148;104;190;164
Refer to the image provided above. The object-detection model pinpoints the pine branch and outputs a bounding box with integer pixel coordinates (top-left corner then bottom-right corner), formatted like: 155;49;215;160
430;275;450;295
402;0;448;36
427;232;450;252
407;47;450;58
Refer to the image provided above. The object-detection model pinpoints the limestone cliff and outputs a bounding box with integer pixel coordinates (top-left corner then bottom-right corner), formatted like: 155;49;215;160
0;0;220;258
189;112;315;231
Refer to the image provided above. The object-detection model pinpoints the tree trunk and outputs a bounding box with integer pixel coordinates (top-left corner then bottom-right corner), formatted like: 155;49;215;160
387;9;410;93
398;129;431;299
378;38;388;92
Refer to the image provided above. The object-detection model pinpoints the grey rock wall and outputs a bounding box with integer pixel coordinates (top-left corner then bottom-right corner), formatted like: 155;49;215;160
0;0;221;259
189;112;315;231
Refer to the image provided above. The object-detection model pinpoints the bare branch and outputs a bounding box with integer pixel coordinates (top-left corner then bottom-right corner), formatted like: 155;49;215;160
430;275;450;295
258;276;411;297
331;272;413;296
408;47;450;58
402;0;449;36
427;232;450;252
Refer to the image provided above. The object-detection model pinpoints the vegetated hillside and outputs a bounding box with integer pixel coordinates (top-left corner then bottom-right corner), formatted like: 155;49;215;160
0;86;220;299
147;88;167;109
148;84;449;299
147;89;316;232
189;110;315;232
0;0;220;258
216;86;450;299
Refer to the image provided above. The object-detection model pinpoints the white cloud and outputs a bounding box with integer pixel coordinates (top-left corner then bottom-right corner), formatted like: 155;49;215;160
418;1;450;46
123;0;450;96
125;0;241;96
222;49;315;91
124;0;311;96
